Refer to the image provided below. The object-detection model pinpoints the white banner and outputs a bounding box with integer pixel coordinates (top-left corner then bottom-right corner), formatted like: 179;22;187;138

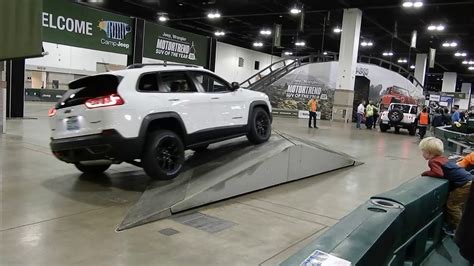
0;88;6;134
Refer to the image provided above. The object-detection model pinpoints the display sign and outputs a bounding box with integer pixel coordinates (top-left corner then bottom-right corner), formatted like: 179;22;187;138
429;94;441;101
42;0;133;55
443;92;466;99
1;87;5;133
144;22;209;67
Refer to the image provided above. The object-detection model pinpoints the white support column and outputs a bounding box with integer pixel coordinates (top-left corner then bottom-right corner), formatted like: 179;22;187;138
413;54;427;88
333;8;362;122
456;83;472;110
441;72;457;93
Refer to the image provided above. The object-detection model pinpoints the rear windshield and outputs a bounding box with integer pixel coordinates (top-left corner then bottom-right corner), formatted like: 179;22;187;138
391;104;416;114
56;74;122;109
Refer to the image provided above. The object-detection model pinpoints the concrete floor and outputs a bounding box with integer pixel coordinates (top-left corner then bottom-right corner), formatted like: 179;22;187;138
1;102;429;265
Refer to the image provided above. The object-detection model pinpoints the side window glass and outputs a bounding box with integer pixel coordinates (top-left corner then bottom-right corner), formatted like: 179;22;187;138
138;73;158;92
192;72;230;93
159;72;197;93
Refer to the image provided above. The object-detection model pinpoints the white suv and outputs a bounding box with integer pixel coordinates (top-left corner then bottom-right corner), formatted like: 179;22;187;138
49;64;272;180
379;103;418;135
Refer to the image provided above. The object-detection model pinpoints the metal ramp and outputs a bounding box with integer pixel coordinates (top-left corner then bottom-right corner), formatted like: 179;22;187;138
117;131;360;231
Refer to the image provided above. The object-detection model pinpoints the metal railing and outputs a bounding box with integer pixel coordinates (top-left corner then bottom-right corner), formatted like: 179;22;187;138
358;55;425;90
240;54;338;91
239;53;424;92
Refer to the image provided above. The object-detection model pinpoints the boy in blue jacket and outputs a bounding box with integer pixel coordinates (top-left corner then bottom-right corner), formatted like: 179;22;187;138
419;137;473;236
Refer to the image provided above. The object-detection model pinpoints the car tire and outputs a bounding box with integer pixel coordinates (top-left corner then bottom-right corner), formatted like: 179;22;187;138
380;124;389;132
247;107;272;144
388;109;404;123
408;125;416;136
74;162;111;174
142;130;185;180
191;144;209;153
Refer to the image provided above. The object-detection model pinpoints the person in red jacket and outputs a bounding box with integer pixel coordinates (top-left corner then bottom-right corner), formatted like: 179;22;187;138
419;137;473;236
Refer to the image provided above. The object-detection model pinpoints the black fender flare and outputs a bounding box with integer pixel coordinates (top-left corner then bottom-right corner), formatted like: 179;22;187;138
247;101;272;129
137;112;188;149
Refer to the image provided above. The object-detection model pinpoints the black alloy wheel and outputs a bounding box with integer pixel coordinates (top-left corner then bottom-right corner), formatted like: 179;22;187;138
143;130;184;180
247;107;272;144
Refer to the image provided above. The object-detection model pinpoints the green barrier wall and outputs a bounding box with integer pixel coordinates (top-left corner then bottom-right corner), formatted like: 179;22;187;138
281;177;449;266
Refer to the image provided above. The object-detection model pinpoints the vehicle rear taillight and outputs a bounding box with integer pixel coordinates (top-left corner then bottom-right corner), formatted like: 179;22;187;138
85;94;124;109
48;107;57;117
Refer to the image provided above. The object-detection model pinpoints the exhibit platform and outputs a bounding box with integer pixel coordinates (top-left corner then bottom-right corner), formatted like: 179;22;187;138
118;131;360;231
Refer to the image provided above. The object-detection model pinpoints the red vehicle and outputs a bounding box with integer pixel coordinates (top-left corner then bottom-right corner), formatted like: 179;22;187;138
380;86;417;109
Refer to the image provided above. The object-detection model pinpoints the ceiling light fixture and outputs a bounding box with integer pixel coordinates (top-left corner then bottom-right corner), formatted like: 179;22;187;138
253;42;263;47
260;29;272;35
455;52;467;57
290;7;302;14
158;15;168;22
323;52;328;55
214;31;225;36
414;1;423;8
361;41;373;47
284;51;293;56
428;24;445;31
402;1;414;7
383;51;394;56
442;41;458;48
410;65;416;69
295;41;306;46
207;11;221;19
469;66;474;71
333;27;342;33
397;58;408;63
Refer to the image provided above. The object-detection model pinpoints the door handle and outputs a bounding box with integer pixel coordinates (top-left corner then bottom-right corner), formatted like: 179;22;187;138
168;99;180;102
211;97;220;100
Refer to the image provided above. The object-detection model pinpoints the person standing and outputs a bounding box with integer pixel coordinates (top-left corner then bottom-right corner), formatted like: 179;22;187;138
308;97;318;129
452;107;461;123
356;101;365;129
372;104;379;129
417;107;430;139
365;101;374;129
443;108;452;125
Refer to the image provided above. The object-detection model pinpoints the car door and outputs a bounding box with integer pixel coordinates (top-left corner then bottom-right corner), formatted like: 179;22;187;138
189;71;247;128
138;71;213;134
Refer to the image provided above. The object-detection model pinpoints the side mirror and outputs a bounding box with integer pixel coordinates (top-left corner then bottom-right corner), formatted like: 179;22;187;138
230;82;240;91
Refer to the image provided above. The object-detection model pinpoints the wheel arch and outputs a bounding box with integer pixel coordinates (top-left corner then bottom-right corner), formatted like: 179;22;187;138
138;112;188;151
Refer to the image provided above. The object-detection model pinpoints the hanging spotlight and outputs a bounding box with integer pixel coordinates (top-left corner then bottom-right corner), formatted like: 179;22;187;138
284;51;293;56
403;1;423;8
402;1;414;7
455;52;467;57
333;27;342;33
323;52;328;55
207;11;221;19
259;29;272;36
442;41;458;48
253;42;263;47
410;65;416;69
428;24;444;31
157;13;169;22
414;1;423;8
383;51;394;56
214;31;225;36
397;58;408;63
469;66;474;71
290;6;302;14
295;41;306;46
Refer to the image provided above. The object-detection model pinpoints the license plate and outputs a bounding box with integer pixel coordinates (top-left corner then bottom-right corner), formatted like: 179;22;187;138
66;117;80;131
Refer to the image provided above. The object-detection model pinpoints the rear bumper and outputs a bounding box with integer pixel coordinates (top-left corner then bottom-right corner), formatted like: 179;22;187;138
50;130;141;163
380;121;415;128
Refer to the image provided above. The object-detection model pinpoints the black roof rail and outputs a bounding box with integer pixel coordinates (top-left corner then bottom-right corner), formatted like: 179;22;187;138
126;63;200;69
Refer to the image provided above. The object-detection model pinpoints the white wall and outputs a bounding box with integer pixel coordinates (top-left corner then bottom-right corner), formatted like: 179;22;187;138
215;42;281;83
26;42;127;73
454;83;471;110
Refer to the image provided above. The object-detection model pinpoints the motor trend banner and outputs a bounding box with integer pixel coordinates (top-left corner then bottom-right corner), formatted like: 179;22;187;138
144;22;209;67
253;61;424;120
42;0;133;55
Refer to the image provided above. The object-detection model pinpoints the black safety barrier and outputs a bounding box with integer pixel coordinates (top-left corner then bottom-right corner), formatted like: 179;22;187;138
25;88;66;102
281;177;449;266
